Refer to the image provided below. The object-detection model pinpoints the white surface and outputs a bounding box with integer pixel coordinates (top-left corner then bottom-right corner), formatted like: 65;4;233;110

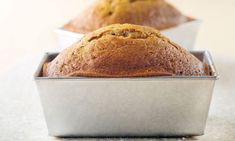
0;0;235;141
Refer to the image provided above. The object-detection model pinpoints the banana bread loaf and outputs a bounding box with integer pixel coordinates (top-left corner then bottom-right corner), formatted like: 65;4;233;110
44;24;208;77
63;0;189;33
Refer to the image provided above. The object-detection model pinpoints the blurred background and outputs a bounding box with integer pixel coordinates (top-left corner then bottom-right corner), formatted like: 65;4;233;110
0;0;235;140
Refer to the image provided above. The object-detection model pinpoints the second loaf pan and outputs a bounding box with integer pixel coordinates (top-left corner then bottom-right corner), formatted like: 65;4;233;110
34;51;218;137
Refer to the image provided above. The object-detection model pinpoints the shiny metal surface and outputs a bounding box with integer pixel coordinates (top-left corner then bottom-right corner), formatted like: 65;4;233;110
34;51;218;137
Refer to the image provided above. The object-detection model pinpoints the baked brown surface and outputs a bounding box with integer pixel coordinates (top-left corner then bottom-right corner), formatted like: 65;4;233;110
63;0;188;33
44;24;208;77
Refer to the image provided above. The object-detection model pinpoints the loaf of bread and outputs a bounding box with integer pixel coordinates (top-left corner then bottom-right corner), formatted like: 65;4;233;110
63;0;188;33
44;24;208;77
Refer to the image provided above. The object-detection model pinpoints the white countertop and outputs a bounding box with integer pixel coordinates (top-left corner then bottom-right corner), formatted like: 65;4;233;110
0;0;235;140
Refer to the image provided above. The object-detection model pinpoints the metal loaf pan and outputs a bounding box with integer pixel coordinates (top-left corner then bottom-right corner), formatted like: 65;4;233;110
34;51;218;137
54;20;201;51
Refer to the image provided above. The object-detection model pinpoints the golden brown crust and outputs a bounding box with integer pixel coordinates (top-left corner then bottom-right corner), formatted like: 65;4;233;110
42;63;48;77
63;0;188;33
44;24;208;77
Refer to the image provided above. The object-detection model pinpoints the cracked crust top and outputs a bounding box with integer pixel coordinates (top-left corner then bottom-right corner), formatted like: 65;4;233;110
63;0;189;33
44;24;208;77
